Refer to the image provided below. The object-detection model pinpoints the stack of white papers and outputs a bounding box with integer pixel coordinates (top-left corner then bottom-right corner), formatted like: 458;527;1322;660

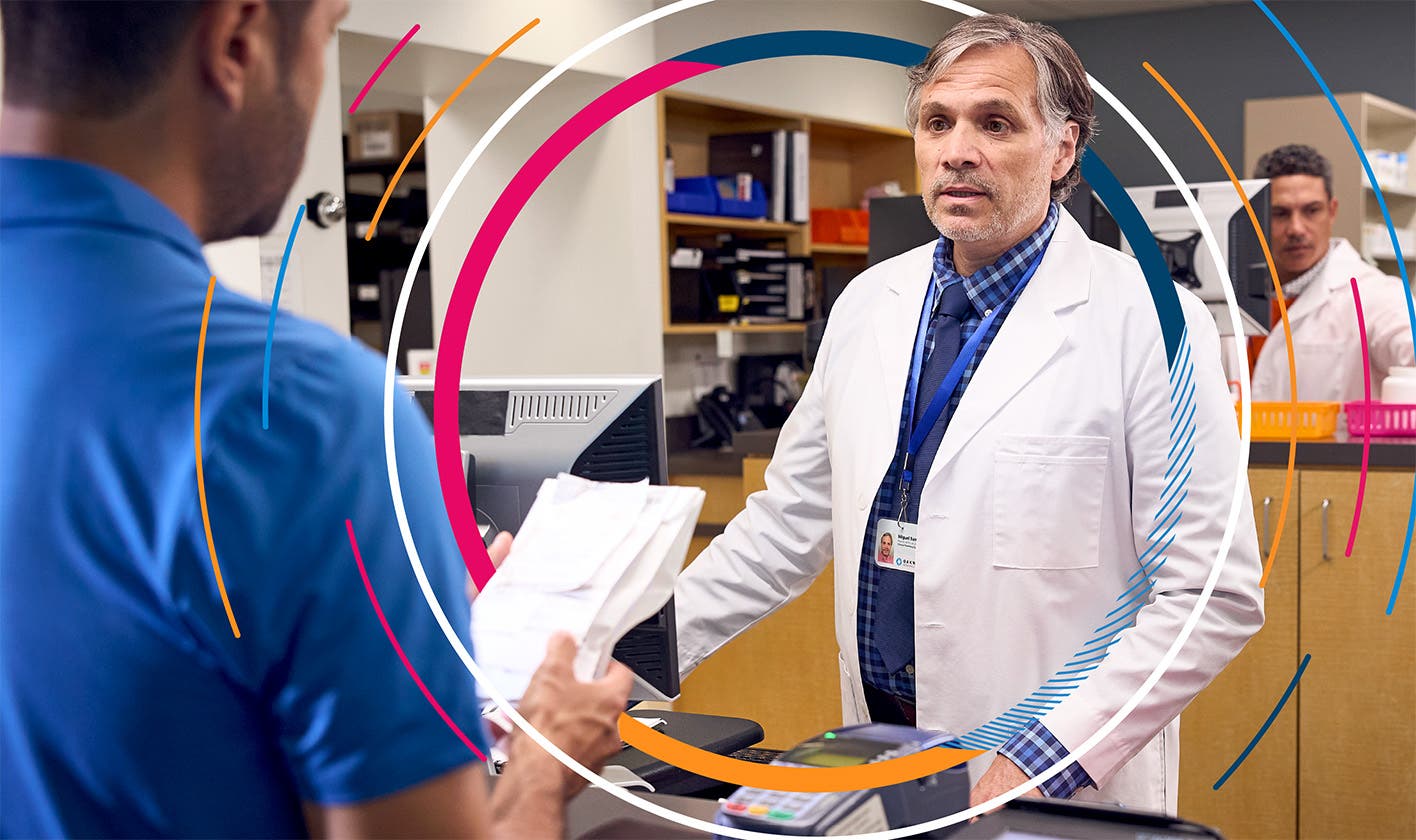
471;473;705;703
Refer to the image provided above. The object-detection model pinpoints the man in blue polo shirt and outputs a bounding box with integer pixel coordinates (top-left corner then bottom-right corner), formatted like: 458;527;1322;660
0;2;631;836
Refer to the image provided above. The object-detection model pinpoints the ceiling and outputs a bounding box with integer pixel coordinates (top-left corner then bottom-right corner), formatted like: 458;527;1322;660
652;0;1259;21
965;0;1248;20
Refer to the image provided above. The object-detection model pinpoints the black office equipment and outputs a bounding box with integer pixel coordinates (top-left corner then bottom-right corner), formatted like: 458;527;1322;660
955;797;1224;839
868;183;1126;268
709;130;787;221
405;376;679;702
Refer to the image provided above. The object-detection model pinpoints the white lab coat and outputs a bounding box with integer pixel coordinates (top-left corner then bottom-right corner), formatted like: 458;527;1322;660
675;211;1264;814
1252;238;1415;403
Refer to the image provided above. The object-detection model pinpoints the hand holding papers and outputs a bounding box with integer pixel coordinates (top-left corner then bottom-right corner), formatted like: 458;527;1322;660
471;474;705;703
498;631;634;799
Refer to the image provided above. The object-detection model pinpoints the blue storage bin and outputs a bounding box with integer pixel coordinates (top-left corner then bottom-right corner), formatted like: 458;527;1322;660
666;176;717;215
666;176;769;219
715;177;768;218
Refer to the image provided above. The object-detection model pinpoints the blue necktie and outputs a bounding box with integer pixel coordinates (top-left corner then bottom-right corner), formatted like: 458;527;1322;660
873;280;974;674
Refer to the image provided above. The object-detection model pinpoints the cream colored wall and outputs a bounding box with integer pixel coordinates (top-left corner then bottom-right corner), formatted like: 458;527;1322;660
338;29;664;381
418;72;665;380
340;0;657;81
332;1;960;401
652;0;959;130
258;37;351;333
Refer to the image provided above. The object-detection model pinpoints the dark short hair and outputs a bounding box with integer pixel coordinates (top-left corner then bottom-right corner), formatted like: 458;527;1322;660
1;1;310;118
1253;143;1333;198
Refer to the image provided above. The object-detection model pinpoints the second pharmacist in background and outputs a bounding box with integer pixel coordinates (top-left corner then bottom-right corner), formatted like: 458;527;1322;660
673;13;1263;815
1249;143;1415;403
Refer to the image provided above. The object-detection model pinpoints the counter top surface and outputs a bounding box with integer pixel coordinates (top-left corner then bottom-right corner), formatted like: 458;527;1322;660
669;429;1416;474
1249;433;1415;469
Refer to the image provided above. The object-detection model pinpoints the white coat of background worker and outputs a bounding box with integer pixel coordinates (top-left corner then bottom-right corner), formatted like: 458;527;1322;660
674;14;1264;815
1250;143;1415;402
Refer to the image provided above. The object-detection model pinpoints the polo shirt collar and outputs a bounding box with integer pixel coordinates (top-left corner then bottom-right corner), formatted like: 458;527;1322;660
1;155;207;268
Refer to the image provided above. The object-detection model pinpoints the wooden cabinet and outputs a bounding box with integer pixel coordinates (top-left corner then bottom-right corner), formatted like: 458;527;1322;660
672;456;842;749
1179;467;1300;840
1178;466;1416;839
672;455;1415;829
1298;469;1416;839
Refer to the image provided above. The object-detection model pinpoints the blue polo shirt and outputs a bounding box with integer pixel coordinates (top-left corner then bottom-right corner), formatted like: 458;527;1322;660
0;156;488;837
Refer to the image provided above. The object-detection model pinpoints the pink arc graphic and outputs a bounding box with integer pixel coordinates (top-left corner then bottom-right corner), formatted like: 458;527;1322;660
347;518;487;761
431;60;717;589
1346;277;1371;558
349;24;421;115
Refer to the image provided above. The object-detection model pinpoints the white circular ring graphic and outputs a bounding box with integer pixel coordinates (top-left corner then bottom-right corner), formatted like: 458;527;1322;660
378;1;1254;836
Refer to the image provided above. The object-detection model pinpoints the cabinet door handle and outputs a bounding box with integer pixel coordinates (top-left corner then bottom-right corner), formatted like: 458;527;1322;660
1321;498;1332;561
1261;496;1273;547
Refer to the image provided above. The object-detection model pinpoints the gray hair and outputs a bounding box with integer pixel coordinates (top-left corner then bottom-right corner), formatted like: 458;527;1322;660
905;14;1097;202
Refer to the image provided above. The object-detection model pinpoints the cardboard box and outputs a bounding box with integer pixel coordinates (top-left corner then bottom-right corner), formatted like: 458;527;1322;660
347;111;424;162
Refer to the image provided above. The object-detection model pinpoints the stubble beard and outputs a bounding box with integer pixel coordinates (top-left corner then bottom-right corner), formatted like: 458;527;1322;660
923;168;1053;248
923;172;1006;244
201;85;312;243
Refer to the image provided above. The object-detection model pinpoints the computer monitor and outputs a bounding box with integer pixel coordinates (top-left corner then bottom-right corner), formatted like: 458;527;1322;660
867;195;939;267
403;375;680;702
1114;179;1273;337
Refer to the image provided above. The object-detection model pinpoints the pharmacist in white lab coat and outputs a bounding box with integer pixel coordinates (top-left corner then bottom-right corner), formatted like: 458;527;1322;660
674;14;1263;816
1250;144;1415;402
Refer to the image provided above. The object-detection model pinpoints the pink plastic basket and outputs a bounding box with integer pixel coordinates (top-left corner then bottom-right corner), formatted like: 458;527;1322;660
1344;402;1416;437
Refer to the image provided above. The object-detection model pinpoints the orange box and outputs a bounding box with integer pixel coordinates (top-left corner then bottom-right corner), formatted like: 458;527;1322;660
1235;401;1340;440
811;208;870;245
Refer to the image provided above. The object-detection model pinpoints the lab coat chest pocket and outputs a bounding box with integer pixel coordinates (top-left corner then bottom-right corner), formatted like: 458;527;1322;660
1294;340;1347;402
992;435;1109;570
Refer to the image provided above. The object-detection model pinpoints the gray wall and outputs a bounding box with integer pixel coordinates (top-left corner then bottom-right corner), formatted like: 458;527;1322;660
1046;1;1416;188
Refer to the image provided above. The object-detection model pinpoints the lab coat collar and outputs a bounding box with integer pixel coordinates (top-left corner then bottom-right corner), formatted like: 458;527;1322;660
869;211;1092;490
921;211;1091;485
1284;238;1363;328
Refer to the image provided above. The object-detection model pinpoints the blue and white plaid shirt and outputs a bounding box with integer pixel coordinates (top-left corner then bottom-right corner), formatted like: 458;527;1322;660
854;202;1094;798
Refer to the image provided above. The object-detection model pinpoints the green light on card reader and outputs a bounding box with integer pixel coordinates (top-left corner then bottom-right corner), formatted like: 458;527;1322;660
824;732;836;739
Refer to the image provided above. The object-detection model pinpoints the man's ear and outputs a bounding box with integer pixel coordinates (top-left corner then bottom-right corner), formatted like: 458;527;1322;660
1329;197;1339;221
1051;121;1081;182
197;1;274;112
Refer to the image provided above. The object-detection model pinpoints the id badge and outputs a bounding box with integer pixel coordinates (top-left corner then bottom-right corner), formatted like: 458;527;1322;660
874;519;918;573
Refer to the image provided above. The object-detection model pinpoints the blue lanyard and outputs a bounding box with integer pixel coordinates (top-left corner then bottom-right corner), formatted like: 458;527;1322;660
897;244;1049;516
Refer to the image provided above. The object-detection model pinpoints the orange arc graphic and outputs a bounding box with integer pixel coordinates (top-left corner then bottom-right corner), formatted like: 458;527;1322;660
617;714;982;793
1142;61;1299;589
195;275;242;638
362;18;540;242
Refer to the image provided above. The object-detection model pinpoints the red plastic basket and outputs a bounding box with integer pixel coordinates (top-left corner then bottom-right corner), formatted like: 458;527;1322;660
1344;402;1416;437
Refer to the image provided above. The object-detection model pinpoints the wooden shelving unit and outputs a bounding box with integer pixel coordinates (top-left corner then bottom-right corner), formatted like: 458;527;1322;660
664;212;803;234
1245;92;1416;274
657;92;919;337
809;242;870;256
662;323;808;336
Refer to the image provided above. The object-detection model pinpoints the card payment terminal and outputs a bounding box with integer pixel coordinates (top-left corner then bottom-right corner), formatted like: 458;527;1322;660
715;723;969;837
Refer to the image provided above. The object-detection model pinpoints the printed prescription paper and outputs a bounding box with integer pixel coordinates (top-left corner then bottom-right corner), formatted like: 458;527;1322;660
471;473;704;702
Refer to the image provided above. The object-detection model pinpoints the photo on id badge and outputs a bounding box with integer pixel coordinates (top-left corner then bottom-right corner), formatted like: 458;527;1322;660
876;520;917;572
